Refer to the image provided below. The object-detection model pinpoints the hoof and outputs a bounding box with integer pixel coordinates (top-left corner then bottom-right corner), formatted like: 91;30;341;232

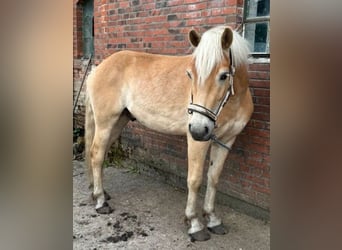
95;202;114;214
189;229;211;242
208;224;227;235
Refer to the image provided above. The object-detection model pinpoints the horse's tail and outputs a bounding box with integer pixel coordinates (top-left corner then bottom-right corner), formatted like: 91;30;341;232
85;67;96;188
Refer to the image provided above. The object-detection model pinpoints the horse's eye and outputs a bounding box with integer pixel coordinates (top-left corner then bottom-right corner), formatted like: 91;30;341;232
219;73;228;81
186;71;192;79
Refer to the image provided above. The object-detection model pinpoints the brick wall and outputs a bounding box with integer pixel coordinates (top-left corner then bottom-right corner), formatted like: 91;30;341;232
73;0;83;58
92;0;244;64
73;0;270;215
228;61;270;210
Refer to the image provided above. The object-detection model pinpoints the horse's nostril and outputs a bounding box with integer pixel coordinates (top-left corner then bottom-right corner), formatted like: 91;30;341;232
204;126;209;134
188;124;192;131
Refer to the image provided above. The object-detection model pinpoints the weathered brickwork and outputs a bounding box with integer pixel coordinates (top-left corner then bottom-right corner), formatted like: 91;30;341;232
90;0;244;64
73;0;270;213
73;0;83;58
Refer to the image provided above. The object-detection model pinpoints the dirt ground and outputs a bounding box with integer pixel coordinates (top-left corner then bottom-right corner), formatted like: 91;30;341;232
73;160;270;250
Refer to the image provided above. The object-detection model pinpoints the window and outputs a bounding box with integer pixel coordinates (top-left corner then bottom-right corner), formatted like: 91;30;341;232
243;0;270;55
82;0;94;58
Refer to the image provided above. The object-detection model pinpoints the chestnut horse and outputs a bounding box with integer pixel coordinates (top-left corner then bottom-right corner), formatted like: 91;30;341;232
85;26;253;241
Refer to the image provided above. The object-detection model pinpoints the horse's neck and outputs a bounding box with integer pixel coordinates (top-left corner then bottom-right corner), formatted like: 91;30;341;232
233;65;250;95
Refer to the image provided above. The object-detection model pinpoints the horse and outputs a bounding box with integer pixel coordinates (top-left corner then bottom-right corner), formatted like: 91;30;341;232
85;25;253;241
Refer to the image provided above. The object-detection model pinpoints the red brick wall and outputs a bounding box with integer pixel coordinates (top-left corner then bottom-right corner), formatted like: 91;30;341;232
73;0;83;58
73;0;270;212
92;0;244;64
228;62;270;209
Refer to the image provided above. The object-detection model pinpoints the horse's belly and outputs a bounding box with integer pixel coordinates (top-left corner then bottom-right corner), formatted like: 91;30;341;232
129;106;188;135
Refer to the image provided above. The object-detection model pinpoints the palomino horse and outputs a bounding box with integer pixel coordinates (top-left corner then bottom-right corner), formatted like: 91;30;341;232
85;25;253;241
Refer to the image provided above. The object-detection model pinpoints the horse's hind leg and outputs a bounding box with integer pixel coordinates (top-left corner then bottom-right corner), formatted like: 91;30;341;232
90;126;113;214
204;138;235;234
91;114;130;214
185;136;211;241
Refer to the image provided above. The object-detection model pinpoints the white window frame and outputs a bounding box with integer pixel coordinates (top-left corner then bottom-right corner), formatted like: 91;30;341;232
243;0;270;57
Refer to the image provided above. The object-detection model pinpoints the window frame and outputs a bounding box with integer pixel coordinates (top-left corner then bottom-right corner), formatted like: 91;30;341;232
243;0;270;57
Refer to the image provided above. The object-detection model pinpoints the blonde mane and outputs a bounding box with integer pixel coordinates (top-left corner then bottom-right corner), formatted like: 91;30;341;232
192;26;250;85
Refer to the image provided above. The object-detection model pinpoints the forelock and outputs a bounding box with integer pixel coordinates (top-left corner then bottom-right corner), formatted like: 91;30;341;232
192;26;250;85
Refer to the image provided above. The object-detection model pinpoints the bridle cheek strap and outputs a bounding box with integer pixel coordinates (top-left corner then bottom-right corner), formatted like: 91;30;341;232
215;82;233;121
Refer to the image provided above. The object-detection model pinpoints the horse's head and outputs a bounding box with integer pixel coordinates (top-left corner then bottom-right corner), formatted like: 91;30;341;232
186;27;235;141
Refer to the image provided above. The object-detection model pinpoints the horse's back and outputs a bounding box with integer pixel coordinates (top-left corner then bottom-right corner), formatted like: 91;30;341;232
90;50;190;88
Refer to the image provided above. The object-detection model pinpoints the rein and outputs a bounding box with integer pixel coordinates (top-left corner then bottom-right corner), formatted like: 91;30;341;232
188;49;235;151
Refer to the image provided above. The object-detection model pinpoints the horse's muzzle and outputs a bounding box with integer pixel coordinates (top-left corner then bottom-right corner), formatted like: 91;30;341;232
188;123;212;141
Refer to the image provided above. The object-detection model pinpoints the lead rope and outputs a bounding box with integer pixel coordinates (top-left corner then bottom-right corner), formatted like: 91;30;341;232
211;135;232;151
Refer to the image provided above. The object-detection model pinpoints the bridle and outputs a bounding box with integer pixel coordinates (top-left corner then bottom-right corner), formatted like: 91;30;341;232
187;49;235;151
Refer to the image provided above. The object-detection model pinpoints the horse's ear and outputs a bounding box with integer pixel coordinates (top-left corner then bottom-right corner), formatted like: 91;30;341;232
189;30;201;47
221;28;233;50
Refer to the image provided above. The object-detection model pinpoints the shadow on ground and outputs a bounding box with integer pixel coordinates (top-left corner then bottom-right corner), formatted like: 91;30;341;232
73;160;269;250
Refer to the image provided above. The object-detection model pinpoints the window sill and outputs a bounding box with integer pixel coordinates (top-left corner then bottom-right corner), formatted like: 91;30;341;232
248;56;270;64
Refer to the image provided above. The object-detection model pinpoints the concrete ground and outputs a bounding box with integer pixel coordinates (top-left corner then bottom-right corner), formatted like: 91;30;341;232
73;160;270;250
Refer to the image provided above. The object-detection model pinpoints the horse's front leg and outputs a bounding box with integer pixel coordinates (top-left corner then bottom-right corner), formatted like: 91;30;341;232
185;136;211;241
203;138;235;235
